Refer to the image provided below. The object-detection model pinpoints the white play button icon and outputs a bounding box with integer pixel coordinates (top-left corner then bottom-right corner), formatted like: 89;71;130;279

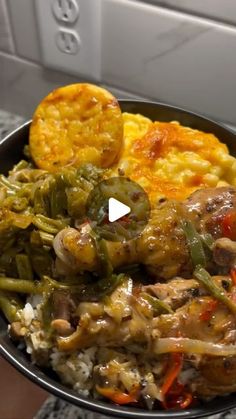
108;197;131;223
86;177;150;241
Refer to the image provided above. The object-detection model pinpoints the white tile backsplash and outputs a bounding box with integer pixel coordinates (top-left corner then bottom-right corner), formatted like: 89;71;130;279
0;0;14;53
0;52;146;118
150;0;236;25
102;0;236;125
0;53;80;117
1;0;236;126
7;0;41;62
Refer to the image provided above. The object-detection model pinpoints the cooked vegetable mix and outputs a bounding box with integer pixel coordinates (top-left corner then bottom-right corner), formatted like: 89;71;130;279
1;83;236;411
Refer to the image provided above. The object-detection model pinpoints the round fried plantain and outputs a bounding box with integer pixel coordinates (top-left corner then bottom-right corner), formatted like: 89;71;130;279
29;83;123;172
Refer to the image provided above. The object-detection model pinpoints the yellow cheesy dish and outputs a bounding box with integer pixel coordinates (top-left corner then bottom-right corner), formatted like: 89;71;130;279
112;113;236;204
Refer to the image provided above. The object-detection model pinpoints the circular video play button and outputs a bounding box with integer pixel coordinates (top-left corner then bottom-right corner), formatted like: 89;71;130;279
86;177;150;242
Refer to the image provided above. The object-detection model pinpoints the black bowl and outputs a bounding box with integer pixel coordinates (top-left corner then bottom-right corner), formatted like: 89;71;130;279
0;101;236;419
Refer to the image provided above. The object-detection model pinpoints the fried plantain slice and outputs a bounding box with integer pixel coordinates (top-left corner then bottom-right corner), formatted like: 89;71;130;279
29;83;123;172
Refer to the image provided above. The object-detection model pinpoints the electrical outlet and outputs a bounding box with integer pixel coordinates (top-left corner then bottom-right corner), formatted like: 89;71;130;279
35;0;101;80
56;29;80;54
52;0;79;24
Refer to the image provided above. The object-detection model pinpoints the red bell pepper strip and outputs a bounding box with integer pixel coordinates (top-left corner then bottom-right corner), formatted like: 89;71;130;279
221;211;236;240
179;392;193;409
199;299;218;321
162;381;193;410
96;385;140;405
161;353;183;396
230;268;236;286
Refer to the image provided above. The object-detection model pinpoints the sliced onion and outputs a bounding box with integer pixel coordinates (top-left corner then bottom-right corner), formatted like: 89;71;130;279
53;228;77;266
154;338;236;356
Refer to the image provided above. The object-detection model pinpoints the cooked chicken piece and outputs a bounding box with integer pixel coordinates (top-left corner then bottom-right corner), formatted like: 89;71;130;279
57;273;236;399
199;356;236;386
192;355;236;397
54;201;190;279
157;295;236;343
144;278;202;310
213;237;236;267
184;186;236;237
58;275;236;352
193;379;236;398
53;186;236;279
135;202;189;279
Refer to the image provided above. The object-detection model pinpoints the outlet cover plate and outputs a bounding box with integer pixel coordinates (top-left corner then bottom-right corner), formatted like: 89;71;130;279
35;0;101;81
51;0;80;24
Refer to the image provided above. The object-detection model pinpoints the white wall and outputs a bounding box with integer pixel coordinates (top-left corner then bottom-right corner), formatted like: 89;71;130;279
1;0;236;125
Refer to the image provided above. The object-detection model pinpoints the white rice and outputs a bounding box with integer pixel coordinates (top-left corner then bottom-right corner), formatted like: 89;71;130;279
51;347;97;396
19;301;51;355
21;303;35;326
17;301;201;401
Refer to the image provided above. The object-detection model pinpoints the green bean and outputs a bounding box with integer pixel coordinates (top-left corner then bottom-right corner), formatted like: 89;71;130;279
6;189;16;197
5;197;29;212
0;275;85;294
79;176;94;192
66;187;88;218
111;222;132;240
0;175;21;191
90;230;113;277
141;292;173;315
39;231;54;246
2;237;16;252
96;222;131;242
194;265;236;314
81;274;125;300
0;291;23;322
200;233;214;250
30;247;53;277
49;177;68;218
0;246;20;277
16;254;33;281
98;274;125;296
94;229;115;242
11;160;29;172
40;293;53;331
42;275;84;292
78;164;104;184
30;230;54;247
19;183;34;198
97;239;113;277
0;277;44;294
182;220;206;268
30;230;41;246
0;275;78;294
33;186;50;215
33;214;69;234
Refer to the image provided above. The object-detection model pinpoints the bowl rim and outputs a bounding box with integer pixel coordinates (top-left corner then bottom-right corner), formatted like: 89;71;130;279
0;99;236;419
